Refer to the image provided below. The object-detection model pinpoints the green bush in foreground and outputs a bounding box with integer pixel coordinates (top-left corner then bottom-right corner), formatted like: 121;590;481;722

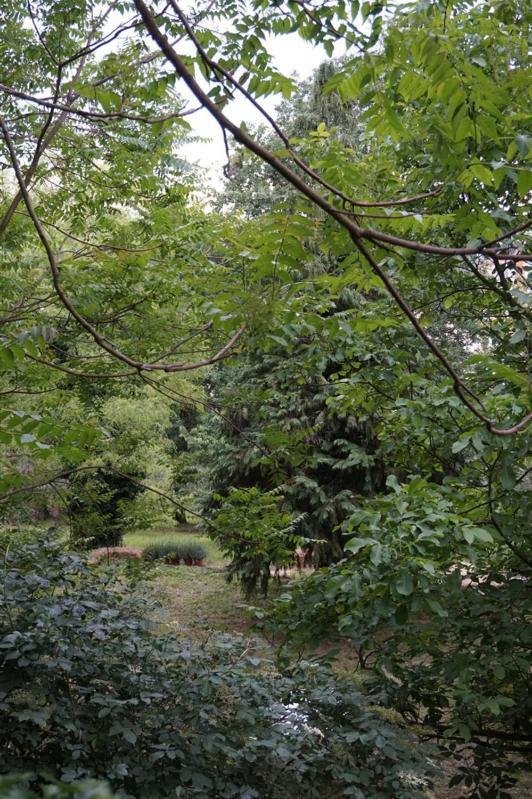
0;536;435;798
0;776;114;799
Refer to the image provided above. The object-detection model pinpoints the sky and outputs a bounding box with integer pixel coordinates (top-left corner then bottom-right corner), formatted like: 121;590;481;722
84;5;347;184
179;33;344;182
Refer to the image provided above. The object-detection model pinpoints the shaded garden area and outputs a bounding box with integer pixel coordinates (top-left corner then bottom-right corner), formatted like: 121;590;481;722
1;1;530;797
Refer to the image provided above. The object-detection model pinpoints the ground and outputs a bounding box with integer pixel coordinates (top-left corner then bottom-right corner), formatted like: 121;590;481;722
125;526;281;641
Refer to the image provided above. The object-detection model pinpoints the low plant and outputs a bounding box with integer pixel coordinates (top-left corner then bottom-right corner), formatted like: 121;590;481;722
0;535;435;799
179;540;208;564
142;539;207;565
143;541;181;562
260;477;532;796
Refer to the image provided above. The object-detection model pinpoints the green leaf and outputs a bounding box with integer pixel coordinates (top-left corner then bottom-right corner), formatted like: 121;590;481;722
470;163;493;185
451;438;470;454
462;526;493;545
395;572;414;596
509;329;527;344
517;169;532;198
345;537;378;555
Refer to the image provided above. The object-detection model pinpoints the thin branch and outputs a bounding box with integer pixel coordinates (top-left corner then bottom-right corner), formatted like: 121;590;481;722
25;353;136;380
0;463;220;535
27;1;60;66
0;116;246;374
16;211;158;254
461;255;531;319
133;0;531;436
140;373;274;459
0;82;188;125
0;27;93;239
170;1;443;211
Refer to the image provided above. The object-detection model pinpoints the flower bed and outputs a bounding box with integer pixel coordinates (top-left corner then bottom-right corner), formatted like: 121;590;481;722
143;539;208;566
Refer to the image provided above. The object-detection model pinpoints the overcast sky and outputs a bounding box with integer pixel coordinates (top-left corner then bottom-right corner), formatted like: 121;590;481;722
179;33;344;182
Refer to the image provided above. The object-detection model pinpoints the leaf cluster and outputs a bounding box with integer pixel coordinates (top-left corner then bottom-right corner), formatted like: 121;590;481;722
0;534;434;799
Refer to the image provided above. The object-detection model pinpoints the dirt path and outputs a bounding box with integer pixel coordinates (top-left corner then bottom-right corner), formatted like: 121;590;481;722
151;565;256;636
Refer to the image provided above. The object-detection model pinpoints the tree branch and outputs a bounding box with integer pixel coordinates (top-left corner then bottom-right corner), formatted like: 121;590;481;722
133;0;531;436
0;117;246;374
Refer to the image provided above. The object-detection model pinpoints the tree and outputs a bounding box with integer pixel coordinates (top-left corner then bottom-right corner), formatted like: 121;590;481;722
0;3;530;795
1;0;530;504
133;0;530;435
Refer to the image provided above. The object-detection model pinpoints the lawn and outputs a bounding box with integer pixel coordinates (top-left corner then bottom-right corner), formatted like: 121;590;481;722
124;525;263;637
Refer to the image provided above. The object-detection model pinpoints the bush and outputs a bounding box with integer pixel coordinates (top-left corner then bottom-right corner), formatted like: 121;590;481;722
181;540;208;562
211;487;302;596
142;539;207;563
0;536;434;798
0;776;114;799
142;541;180;561
68;469;143;549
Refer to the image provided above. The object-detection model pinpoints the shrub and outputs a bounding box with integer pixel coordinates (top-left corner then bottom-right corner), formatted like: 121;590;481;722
211;487;302;596
68;469;143;549
142;541;180;561
0;776;114;799
179;539;208;562
0;535;434;799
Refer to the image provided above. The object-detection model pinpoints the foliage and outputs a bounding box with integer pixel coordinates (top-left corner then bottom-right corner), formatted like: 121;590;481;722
211;487;302;596
0;776;114;799
163;6;531;788
143;538;207;563
176;288;395;563
0;1;531;796
68;469;143;548
260;474;531;796
0;536;434;799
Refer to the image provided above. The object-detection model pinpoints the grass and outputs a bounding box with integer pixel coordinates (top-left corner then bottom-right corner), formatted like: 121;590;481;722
127;526;273;641
152;566;256;637
125;525;257;637
124;526;226;566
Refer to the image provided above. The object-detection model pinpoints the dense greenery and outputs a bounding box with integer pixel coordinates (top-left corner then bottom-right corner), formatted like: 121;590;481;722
0;536;433;798
211;487;303;595
0;0;530;796
0;776;115;799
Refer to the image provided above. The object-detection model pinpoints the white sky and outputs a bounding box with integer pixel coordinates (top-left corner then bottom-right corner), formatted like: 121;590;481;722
179;33;345;180
88;6;347;182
